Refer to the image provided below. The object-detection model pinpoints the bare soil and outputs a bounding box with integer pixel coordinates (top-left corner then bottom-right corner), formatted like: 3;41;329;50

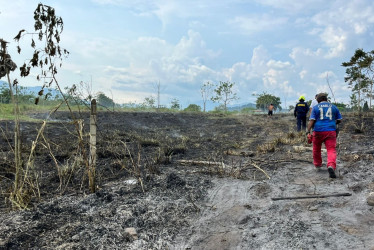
0;111;373;249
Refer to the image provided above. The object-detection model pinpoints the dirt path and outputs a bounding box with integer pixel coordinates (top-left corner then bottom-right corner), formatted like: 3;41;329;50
173;159;374;249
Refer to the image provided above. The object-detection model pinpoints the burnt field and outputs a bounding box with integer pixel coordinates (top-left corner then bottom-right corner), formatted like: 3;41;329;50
0;111;374;249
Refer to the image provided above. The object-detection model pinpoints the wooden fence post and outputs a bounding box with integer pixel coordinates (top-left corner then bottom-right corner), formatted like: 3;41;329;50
89;99;97;192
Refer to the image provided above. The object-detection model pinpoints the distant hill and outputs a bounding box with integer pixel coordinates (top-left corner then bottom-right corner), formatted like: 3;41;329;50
0;81;60;97
227;102;256;111
24;86;60;97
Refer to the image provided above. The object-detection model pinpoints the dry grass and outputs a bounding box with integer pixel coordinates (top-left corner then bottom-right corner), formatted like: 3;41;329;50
116;141;145;192
257;131;306;154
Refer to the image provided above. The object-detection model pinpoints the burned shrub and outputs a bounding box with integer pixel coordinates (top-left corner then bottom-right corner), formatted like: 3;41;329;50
166;172;186;189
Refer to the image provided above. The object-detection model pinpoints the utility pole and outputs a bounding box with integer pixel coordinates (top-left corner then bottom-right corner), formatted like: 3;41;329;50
89;99;97;192
157;80;160;109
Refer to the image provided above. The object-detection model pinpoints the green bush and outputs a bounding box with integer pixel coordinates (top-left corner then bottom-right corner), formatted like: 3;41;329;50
240;107;256;113
184;104;201;112
363;101;369;112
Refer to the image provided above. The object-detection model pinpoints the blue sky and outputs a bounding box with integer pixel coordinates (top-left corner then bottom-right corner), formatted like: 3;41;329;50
1;0;374;109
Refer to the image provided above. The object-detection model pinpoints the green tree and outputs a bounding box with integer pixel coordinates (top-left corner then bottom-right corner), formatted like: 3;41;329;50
213;104;225;112
170;98;180;110
342;49;370;112
332;102;347;112
0;83;11;103
17;86;36;104
184;104;201;112
254;92;282;111
201;81;213;112
350;93;359;110
0;85;47;104
363;101;369;112
142;96;156;108
211;81;238;112
97;92;115;108
240;107;255;113
361;50;374;109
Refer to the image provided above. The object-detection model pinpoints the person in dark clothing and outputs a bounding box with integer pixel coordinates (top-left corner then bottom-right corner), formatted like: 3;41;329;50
294;95;309;131
268;104;274;118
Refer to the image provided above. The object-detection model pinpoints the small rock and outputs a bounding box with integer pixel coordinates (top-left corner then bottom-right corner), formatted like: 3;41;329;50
124;227;138;241
368;182;374;191
308;206;318;211
124;178;138;185
347;228;359;235
71;234;79;241
367;192;374;206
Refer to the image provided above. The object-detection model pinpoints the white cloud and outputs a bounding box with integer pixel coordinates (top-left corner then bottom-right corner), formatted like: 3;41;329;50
289;47;322;61
266;60;291;69
67;29;221;105
279;81;294;95
3;0;370;107
217;46;297;99
92;0;124;4
251;45;270;65
320;26;347;58
263;69;280;87
309;0;374;57
353;23;367;34
222;62;250;82
289;47;325;75
229;14;288;34
255;0;325;12
172;30;217;61
262;66;295;95
250;45;270;78
299;70;307;79
318;71;336;80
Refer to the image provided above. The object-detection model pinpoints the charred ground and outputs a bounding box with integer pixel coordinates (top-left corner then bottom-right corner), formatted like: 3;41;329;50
0;111;373;249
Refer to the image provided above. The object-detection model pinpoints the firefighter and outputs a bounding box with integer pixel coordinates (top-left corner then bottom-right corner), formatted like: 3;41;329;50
294;95;309;131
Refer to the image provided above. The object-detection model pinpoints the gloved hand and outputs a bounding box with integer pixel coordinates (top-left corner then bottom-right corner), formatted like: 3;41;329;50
306;132;313;144
307;134;313;144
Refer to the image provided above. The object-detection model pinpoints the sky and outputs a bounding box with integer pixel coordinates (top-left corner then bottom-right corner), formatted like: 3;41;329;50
1;0;374;109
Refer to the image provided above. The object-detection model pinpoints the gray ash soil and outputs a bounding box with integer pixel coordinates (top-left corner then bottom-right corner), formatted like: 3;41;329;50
0;111;373;249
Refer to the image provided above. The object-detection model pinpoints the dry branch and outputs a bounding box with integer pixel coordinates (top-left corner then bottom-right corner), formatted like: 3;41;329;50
225;149;255;157
176;159;225;167
247;162;270;179
25;121;46;178
271;192;352;201
293;145;326;152
0;127;14;153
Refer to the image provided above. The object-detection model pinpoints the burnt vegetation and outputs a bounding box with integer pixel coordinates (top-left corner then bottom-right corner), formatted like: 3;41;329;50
1;3;374;249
